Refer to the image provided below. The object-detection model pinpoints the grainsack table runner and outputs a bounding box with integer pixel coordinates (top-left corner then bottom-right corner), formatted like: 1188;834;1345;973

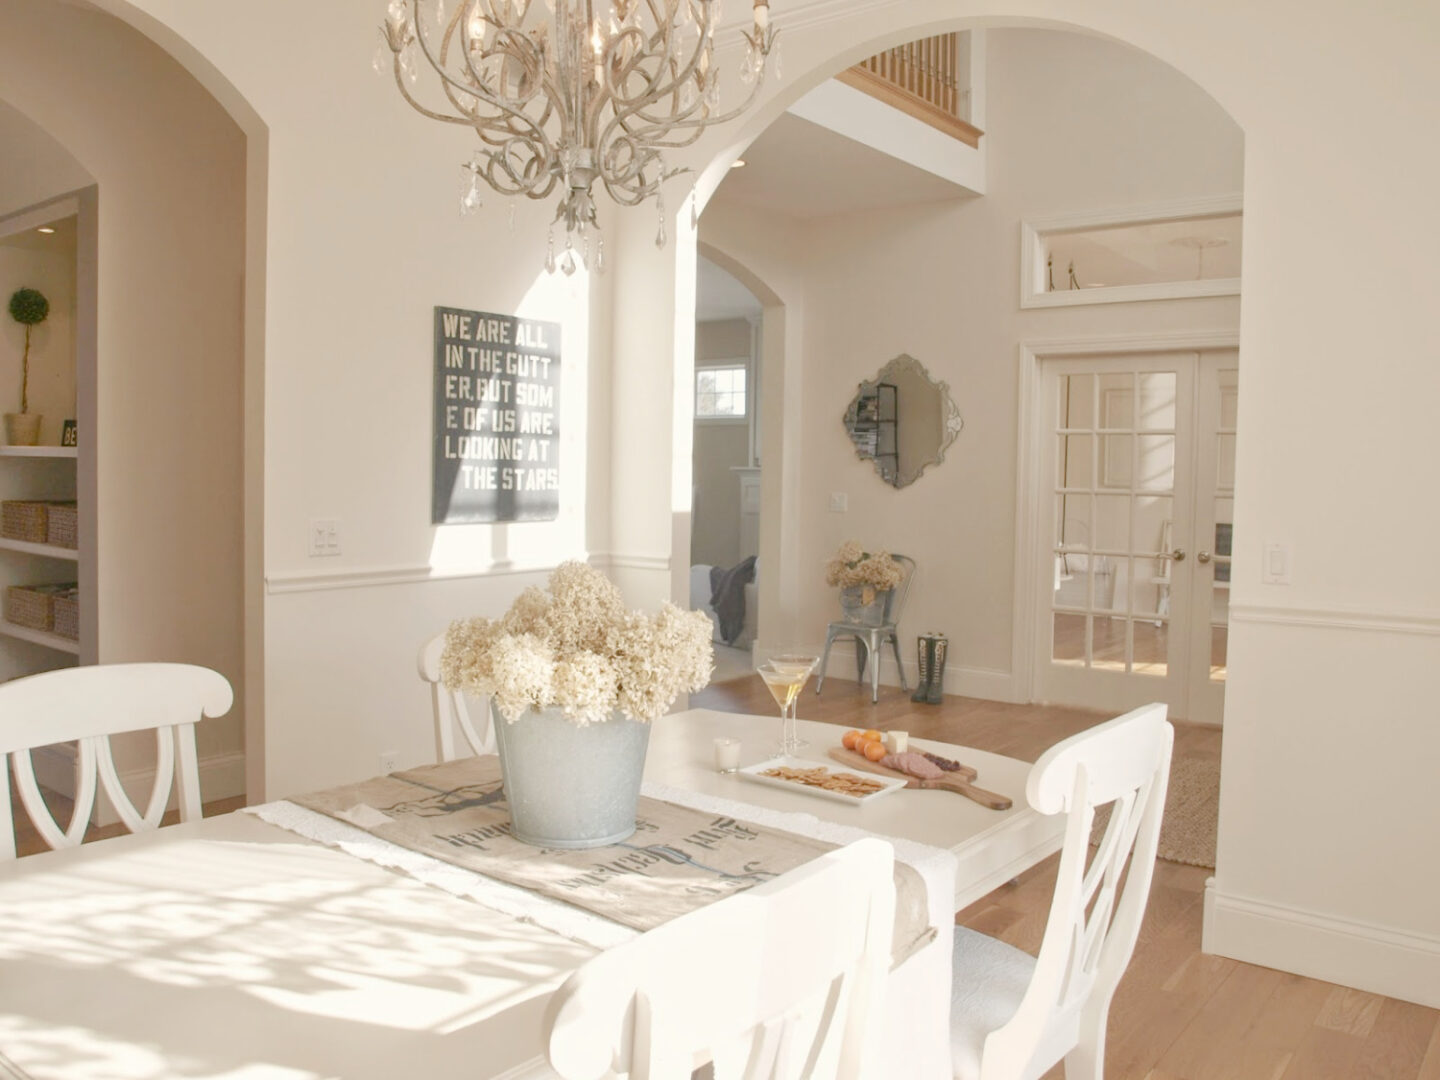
283;756;931;956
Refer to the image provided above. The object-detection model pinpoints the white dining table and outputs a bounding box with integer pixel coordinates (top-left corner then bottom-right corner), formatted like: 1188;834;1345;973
0;710;1062;1080
646;710;1064;912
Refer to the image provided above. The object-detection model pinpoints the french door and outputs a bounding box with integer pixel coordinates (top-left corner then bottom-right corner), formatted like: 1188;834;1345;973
1033;350;1236;724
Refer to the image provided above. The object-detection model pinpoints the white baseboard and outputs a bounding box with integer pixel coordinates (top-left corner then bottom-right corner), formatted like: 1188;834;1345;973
797;640;1023;704
29;745;247;827
1204;880;1440;1009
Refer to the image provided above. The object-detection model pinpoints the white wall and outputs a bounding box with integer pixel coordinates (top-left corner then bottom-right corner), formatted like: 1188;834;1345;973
704;29;1243;700
68;0;609;799
0;101;92;221
81;0;1440;1007
0;1;246;780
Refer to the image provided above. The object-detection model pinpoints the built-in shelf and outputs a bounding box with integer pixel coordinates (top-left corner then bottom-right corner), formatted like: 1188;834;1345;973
0;537;78;561
0;620;80;655
0;446;77;459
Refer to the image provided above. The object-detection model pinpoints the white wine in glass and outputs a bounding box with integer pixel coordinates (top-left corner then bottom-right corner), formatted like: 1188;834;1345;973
758;654;817;754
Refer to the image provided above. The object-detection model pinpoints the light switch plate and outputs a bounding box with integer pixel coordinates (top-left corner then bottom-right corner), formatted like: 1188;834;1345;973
829;492;848;513
308;518;341;557
1262;541;1291;584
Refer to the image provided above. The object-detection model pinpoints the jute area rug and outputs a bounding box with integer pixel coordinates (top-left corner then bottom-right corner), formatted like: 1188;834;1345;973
1091;755;1219;869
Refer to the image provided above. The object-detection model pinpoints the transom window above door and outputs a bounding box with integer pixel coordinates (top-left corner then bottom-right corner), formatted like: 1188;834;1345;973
696;363;748;420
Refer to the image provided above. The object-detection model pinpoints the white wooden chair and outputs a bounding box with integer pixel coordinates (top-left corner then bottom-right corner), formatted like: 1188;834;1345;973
546;838;897;1080
417;632;495;761
950;703;1173;1080
0;662;234;861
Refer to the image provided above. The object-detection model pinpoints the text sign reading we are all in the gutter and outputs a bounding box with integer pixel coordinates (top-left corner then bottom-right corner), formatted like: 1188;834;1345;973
433;306;561;524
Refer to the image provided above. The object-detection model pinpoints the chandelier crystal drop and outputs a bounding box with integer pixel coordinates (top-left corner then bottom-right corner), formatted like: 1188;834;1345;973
379;0;778;272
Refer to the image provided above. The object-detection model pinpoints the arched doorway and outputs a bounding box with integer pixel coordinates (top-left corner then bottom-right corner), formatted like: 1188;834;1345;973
684;23;1243;718
0;0;260;800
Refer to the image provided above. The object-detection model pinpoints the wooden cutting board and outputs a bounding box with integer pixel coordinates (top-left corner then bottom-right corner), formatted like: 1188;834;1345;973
828;748;1013;811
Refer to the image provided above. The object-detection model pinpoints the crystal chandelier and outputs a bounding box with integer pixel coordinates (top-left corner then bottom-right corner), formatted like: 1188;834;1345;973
378;0;779;273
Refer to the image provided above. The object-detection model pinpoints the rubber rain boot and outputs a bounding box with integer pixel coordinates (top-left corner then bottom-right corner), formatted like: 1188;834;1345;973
925;634;948;705
910;634;932;703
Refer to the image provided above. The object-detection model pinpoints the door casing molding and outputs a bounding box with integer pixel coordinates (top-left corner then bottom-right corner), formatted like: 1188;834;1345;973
1012;330;1241;709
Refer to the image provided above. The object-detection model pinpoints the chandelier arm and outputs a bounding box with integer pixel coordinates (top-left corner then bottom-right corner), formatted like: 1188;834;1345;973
407;1;555;144
480;139;560;198
633;33;773;132
595;56;716;158
603;1;710;111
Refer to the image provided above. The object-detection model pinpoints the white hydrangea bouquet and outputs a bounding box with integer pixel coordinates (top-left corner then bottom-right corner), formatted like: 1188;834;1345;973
441;561;714;726
824;540;905;605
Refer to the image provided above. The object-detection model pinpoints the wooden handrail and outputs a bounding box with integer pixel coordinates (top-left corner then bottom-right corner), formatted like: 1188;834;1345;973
839;33;983;148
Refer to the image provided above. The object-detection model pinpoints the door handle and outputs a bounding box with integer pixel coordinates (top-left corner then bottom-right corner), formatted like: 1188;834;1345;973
1169;548;1186;562
1197;551;1212;564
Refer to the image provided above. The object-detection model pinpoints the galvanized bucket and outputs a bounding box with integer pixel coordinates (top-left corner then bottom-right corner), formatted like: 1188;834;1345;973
839;585;892;627
491;702;651;849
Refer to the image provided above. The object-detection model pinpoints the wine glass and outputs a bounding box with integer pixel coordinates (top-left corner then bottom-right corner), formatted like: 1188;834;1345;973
759;652;818;755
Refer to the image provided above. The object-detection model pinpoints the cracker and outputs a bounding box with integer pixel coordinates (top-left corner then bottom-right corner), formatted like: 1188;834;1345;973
759;765;884;798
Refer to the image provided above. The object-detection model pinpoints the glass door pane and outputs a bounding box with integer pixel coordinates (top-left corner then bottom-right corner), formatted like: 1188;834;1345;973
1038;358;1196;716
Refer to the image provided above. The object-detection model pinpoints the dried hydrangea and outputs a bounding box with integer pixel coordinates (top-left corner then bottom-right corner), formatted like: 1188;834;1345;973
441;561;714;726
824;541;906;604
485;632;556;721
552;650;619;726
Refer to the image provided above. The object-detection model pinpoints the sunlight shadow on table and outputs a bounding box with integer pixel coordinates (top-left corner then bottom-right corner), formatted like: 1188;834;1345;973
0;825;591;1079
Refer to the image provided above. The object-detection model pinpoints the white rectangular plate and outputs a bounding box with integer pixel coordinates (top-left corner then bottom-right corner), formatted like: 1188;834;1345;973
737;755;909;805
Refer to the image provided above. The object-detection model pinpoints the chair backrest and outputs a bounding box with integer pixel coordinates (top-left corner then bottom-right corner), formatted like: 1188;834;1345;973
546;838;896;1080
0;663;234;861
882;553;917;627
983;702;1173;1077
417;632;495;762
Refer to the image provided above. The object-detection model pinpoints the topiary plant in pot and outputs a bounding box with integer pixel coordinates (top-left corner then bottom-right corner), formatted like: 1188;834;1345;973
6;287;49;445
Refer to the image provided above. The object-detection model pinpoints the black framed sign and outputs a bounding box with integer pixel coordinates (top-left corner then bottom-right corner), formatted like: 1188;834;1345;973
432;306;561;524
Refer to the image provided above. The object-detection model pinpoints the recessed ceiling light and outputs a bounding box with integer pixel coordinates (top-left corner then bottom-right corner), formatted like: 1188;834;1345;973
730;159;747;169
36;227;55;235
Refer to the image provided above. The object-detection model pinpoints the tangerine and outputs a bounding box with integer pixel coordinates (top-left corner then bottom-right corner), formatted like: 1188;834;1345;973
841;730;863;751
862;729;883;743
863;740;888;762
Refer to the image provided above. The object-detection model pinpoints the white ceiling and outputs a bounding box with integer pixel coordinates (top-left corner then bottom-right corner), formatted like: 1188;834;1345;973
696;256;762;321
708;112;973;221
0;214;76;254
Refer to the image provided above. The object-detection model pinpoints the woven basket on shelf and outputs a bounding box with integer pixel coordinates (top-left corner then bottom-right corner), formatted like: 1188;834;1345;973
52;588;79;640
46;503;78;549
5;584;61;631
2;501;50;544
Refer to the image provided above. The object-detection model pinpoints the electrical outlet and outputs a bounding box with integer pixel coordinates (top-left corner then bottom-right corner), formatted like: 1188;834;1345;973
379;750;399;774
829;492;848;513
308;517;341;557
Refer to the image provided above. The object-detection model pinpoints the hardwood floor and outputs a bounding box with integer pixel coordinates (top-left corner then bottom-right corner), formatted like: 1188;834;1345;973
695;675;1440;1080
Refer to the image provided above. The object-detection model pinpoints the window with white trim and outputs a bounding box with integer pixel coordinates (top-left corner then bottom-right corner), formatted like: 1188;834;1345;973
695;363;748;420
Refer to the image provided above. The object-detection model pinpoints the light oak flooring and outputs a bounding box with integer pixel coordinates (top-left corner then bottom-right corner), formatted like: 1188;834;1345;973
694;675;1440;1080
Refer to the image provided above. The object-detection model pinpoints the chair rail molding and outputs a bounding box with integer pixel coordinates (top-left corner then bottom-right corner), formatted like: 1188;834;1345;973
587;552;673;573
265;559;572;595
1020;193;1243;310
1011;331;1242;702
1228;602;1440;637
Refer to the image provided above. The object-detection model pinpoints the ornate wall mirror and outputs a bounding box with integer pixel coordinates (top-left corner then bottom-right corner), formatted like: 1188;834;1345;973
843;354;963;488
